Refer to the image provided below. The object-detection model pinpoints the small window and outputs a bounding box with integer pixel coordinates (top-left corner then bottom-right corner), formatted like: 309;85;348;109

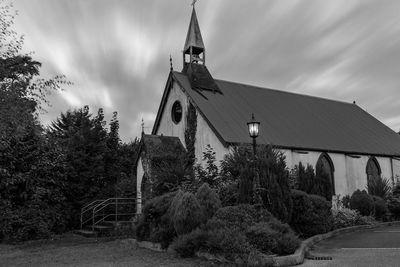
171;101;182;124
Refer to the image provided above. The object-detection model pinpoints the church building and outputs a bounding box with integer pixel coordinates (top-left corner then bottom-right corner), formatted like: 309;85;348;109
136;7;400;213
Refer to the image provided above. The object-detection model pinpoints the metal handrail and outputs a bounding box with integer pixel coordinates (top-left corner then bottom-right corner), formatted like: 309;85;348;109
91;198;136;230
80;199;105;229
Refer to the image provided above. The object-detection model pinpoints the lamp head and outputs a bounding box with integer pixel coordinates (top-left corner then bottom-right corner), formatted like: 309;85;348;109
247;113;260;138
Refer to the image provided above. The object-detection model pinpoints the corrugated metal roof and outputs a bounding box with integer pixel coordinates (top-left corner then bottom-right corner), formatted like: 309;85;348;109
172;71;400;157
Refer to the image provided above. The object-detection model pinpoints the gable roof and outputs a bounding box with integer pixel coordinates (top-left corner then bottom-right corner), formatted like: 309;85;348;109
135;134;186;165
169;71;400;157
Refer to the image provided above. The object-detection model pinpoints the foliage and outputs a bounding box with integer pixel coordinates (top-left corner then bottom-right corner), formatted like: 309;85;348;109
194;145;220;188
290;190;333;237
195;183;221;222
210;204;272;232
349;190;375;216
331;207;375;229
173;192;203;235
220;145;293;223
184;102;197;176
205;227;251;261
152;154;192;196
392;182;400;198
135;191;177;243
170;228;208;258
245;223;280;254
245;223;300;255
341;195;351;209
293;162;333;201
387;197;400;220
372;196;388;221
367;176;391;199
0;1;139;241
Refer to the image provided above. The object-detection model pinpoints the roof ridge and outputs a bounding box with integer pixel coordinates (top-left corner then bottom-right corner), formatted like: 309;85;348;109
173;71;354;107
214;77;354;107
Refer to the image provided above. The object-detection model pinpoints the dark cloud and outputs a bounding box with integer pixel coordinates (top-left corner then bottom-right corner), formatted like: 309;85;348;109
12;0;400;140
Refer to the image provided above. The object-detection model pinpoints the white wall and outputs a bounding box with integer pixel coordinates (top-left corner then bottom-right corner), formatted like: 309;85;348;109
393;158;400;183
156;81;188;147
195;112;230;166
155;80;229;167
282;149;397;196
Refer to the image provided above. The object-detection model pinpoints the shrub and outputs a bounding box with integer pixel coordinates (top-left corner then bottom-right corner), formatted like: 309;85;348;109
341;195;351;209
246;223;280;254
167;189;184;219
245;221;300;256
170;228;208;257
135;191;177;244
220;145;293;223
290;190;333;237
392;183;400;198
372;196;388;221
276;232;301;255
350;190;375;216
217;180;239;207
387;197;400;220
173;192;203;235
211;204;272;232
295;162;333;201
195;183;221;222
367;177;391;199
332;208;359;229
205;227;251;262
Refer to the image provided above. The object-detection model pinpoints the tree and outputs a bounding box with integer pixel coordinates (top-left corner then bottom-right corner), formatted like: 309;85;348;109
0;0;69;241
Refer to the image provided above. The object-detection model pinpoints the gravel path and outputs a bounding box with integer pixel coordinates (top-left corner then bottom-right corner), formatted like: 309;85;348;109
0;234;222;267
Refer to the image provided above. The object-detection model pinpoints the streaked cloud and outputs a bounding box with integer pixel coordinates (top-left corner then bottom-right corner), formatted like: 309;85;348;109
12;0;400;140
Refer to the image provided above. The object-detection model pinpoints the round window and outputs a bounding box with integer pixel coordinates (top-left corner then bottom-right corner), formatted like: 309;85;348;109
171;101;182;124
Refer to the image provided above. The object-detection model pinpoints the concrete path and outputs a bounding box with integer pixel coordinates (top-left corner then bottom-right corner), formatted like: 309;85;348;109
300;225;400;267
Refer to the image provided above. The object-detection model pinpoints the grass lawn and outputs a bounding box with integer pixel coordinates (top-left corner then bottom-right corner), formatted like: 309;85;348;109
0;233;220;267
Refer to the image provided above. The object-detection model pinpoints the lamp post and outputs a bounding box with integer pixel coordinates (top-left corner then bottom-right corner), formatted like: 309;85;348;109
247;113;260;156
247;113;262;205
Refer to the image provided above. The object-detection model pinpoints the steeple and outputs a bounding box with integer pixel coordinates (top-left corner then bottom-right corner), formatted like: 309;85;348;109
183;7;205;66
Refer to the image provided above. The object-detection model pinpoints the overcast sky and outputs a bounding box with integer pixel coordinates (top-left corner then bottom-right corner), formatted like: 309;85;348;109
12;0;400;141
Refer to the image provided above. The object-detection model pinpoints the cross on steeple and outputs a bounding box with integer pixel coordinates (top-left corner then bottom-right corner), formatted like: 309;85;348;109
191;0;198;7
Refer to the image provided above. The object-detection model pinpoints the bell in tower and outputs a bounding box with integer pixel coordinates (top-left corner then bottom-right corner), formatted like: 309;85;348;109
183;7;205;66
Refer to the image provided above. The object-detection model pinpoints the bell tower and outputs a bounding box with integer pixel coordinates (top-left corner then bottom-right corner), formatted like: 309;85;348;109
183;7;205;66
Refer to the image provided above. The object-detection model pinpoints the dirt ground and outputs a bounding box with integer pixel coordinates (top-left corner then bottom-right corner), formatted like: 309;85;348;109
0;234;221;267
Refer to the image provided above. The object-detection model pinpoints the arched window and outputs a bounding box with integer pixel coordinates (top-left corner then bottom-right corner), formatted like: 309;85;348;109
316;153;335;200
366;157;381;191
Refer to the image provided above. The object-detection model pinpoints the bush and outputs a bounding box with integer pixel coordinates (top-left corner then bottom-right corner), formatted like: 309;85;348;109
350;190;375;216
220;145;293;223
341;195;351;209
195;183;221;222
246;223;279;254
173;192;203;235
211;204;272;232
372;196;388;221
387;197;400;220
135;191;177;245
217;180;239;207
170;228;208;257
367;177;391;199
331;208;375;229
290;190;333;237
392;183;400;198
276;232;301;255
206;227;251;261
